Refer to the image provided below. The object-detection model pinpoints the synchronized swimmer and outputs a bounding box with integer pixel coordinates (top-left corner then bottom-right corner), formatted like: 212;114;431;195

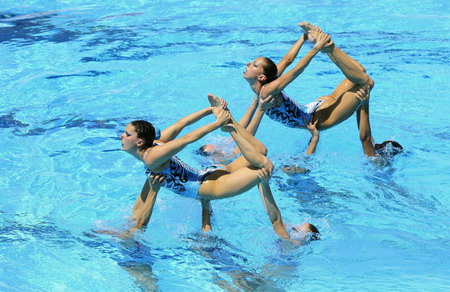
114;22;403;243
200;22;402;160
120;95;318;241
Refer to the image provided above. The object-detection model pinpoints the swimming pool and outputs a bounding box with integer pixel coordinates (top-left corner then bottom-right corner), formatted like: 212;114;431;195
1;0;449;291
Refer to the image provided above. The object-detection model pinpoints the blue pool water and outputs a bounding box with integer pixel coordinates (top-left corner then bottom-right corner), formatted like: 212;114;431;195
1;0;450;291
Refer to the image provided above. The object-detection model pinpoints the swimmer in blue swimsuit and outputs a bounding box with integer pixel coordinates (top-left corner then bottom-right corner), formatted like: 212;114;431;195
238;22;401;156
120;95;318;239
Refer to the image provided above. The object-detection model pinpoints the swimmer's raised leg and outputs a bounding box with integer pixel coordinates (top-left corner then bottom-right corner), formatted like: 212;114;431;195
208;94;268;158
325;42;371;86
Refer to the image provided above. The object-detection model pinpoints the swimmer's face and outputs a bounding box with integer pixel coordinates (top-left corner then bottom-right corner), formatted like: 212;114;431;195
120;124;142;152
291;223;320;241
375;140;403;157
243;57;266;81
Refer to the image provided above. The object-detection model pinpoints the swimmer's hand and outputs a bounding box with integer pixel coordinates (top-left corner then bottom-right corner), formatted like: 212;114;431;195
218;98;229;110
256;167;272;184
313;32;331;51
214;108;232;131
259;159;274;181
207;93;228;110
149;174;165;192
304;116;320;155
355;86;371;106
303;116;319;137
259;94;276;111
301;33;308;42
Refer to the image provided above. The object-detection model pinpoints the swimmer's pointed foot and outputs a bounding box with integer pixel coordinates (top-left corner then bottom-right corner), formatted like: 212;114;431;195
207;93;222;107
208;93;230;118
298;22;322;43
208;93;223;118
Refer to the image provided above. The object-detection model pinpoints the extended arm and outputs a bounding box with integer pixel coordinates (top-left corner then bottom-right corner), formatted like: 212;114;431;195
231;95;276;156
244;95;275;136
304;118;320;155
201;199;212;232
159;107;214;143
257;169;290;239
237;95;259;128
146;110;230;169
277;34;308;76
356;87;376;157
262;32;330;98
130;174;165;229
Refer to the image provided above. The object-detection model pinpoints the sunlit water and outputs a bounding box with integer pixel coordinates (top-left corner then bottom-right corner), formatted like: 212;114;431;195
1;0;450;291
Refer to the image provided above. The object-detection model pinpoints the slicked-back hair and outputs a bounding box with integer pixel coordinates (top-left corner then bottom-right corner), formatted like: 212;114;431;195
261;57;278;84
131;120;156;150
374;140;403;157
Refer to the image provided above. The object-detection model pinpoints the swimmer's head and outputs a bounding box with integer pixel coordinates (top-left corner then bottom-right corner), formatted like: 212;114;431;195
291;223;320;242
260;57;278;84
244;57;278;85
196;144;218;156
130;120;156;150
374;140;403;157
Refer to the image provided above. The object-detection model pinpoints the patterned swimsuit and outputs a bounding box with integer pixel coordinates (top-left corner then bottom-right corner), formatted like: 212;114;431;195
265;91;324;128
145;153;225;199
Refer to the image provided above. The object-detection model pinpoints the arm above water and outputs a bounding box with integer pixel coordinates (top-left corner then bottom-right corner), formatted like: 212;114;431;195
277;34;308;76
201;199;212;232
238;95;259;129
305;117;320;155
131;174;165;229
257;168;290;239
145;110;230;169
231;95;276;156
261;32;330;99
159;106;214;143
356;87;376;157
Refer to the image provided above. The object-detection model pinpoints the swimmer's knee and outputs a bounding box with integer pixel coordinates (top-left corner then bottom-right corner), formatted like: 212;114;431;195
367;75;375;89
361;66;367;73
364;76;374;89
261;157;273;171
260;144;268;156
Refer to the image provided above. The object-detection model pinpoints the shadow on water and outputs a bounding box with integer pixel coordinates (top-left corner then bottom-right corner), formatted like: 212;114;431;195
0;112;29;128
4;112;125;152
1;108;161;135
45;70;112;79
0;215;161;291
86;231;161;292
362;156;441;215
0;110;157;149
0;10;81;45
5;9;447;68
272;169;354;219
183;233;284;292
